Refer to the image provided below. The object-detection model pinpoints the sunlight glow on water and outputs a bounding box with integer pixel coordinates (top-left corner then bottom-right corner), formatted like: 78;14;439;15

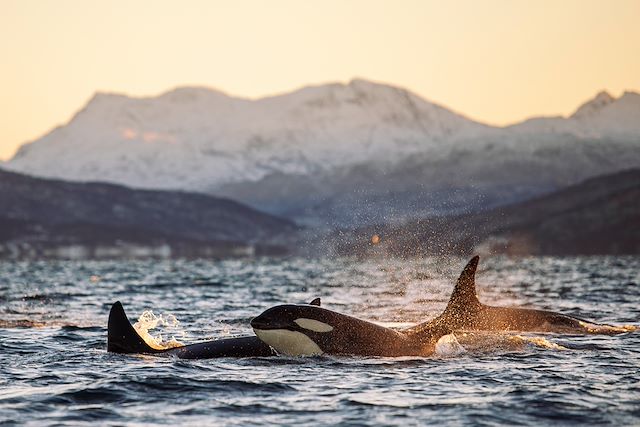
133;311;185;350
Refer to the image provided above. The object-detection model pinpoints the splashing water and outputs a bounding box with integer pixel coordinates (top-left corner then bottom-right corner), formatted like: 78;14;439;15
509;335;567;350
434;333;466;357
578;320;638;334
133;310;185;350
450;331;568;353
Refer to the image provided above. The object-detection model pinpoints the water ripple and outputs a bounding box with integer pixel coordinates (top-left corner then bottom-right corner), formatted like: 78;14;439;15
0;256;638;426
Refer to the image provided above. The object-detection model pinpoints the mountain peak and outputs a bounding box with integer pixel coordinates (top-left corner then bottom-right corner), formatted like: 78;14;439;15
85;86;235;109
87;91;129;104
348;77;391;89
571;90;616;119
620;90;640;102
158;86;234;103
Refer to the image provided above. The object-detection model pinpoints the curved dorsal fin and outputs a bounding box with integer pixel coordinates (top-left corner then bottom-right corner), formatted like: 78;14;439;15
107;301;162;354
444;256;481;315
309;298;321;306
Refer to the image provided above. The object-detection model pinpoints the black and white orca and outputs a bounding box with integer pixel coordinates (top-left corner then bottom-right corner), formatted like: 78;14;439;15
250;300;453;357
251;256;633;357
108;298;322;358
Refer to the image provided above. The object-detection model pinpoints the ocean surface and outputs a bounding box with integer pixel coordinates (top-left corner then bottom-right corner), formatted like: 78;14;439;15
0;256;638;426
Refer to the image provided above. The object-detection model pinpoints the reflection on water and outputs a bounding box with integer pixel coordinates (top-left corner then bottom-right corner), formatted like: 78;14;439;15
0;256;638;425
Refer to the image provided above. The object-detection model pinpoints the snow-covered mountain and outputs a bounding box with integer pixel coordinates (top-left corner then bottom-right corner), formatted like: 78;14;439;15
7;79;489;190
6;80;640;226
507;91;640;138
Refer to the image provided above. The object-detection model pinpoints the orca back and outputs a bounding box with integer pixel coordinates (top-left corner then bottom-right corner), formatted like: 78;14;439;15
171;336;275;358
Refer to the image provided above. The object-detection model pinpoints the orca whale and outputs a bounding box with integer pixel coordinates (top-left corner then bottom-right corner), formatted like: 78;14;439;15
108;299;327;358
250;294;456;357
250;304;452;357
406;256;633;336
251;256;632;357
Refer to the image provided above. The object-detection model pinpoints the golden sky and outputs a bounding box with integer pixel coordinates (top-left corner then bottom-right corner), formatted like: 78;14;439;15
1;0;639;160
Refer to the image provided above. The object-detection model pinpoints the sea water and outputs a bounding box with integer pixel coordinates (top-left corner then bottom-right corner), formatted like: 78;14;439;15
0;256;638;425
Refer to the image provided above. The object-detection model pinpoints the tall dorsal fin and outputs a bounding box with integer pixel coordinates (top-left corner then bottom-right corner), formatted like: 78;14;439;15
444;256;481;315
403;257;481;344
107;301;162;354
309;298;321;306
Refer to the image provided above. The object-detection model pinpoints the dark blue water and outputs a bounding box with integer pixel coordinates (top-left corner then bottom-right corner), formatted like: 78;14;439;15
1;257;638;426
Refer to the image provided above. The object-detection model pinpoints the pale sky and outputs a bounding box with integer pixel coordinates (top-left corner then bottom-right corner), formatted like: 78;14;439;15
1;0;639;160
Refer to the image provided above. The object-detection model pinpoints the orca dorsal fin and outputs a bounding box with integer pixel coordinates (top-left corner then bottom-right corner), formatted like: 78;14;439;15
444;256;482;315
107;301;162;354
309;298;321;306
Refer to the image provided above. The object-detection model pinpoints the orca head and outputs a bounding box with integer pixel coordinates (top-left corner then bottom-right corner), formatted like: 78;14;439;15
251;304;335;356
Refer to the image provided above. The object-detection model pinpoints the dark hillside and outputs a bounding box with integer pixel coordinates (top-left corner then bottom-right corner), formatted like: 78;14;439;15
333;169;640;256
0;169;296;258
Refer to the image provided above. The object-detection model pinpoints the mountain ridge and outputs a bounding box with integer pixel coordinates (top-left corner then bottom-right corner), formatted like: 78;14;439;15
5;79;640;227
14;79;639;141
6;79;489;188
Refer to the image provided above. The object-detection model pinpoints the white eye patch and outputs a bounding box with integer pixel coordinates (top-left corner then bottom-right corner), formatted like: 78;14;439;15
294;318;334;333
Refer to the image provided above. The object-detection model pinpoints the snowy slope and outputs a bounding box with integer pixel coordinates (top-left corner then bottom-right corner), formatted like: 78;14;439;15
7;79;489;190
6;80;640;226
506;91;640;138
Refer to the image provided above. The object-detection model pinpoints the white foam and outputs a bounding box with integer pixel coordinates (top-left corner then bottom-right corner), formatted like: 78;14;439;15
434;333;466;357
509;335;566;350
578;321;638;334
